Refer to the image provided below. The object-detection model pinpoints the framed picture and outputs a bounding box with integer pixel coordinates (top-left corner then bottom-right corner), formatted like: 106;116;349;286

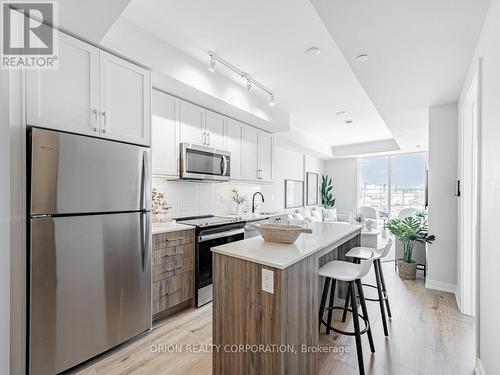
306;172;318;206
285;179;304;208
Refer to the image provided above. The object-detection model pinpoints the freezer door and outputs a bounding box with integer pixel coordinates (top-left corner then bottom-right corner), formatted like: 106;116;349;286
29;212;151;375
30;127;151;215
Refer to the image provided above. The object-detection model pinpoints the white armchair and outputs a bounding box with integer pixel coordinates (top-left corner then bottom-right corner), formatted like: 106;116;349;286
394;208;426;276
358;206;379;229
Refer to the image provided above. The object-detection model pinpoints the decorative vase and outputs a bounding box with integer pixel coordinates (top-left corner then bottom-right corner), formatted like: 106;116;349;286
397;259;417;280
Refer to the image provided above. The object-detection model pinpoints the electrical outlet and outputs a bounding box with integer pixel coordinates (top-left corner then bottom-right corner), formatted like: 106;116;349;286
262;269;274;294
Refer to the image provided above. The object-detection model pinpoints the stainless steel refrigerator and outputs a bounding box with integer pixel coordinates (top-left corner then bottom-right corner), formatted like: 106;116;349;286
28;128;152;375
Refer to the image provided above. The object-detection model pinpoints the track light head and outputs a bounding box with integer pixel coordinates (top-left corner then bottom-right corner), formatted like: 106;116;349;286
269;94;275;107
208;55;216;72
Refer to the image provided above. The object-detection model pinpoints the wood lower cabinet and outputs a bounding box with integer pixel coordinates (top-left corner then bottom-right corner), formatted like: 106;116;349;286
152;229;195;319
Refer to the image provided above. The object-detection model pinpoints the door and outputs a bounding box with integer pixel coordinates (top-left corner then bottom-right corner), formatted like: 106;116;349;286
180;100;205;145
26;32;99;136
243;125;259;180
226;118;243;179
205;110;226;149
152;90;180;177
99;51;151;146
459;73;480;317
30;128;150;215
258;131;273;181
30;212;151;375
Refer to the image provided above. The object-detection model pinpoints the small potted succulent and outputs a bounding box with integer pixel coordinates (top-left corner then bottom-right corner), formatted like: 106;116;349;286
231;188;247;215
384;212;435;280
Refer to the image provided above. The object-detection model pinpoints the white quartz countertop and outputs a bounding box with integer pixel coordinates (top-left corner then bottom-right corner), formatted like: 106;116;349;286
212;222;362;269
152;222;194;235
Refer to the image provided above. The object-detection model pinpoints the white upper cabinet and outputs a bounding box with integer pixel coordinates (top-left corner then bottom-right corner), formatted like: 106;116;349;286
152;90;180;177
258;131;273;181
26;31;151;146
26;33;100;136
180;101;205;145
226;118;243;180
205;110;226;149
242;125;259;180
99;51;151;146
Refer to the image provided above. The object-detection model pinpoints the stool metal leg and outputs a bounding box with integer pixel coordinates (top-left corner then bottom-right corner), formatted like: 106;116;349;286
319;278;331;330
377;259;392;318
326;278;337;335
341;286;350;323
374;260;389;337
356;279;375;354
349;281;365;375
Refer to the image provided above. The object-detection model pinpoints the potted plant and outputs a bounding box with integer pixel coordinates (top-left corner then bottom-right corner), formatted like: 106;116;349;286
152;188;171;223
384;214;435;280
321;175;335;208
231;188;247;214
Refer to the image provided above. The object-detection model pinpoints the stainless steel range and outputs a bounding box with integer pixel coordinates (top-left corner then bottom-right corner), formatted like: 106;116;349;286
176;215;245;306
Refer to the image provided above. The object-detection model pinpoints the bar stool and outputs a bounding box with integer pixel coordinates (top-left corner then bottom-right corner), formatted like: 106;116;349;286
344;239;393;337
318;254;375;375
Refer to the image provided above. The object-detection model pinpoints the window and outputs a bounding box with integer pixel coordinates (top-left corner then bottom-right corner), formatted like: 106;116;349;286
358;153;427;218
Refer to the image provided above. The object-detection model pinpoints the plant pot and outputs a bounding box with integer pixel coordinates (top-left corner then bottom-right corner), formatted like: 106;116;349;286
397;258;417;280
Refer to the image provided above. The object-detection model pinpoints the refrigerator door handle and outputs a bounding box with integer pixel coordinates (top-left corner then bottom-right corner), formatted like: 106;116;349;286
141;150;151;211
140;212;150;273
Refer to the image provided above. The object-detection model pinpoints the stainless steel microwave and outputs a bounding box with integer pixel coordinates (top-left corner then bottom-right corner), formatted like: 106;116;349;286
180;143;231;181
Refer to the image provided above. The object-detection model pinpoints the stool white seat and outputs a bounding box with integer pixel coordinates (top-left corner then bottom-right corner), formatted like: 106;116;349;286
346;238;392;260
318;257;373;282
344;239;393;337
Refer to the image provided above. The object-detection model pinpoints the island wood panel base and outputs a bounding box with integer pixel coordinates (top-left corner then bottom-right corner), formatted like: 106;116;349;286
213;233;361;375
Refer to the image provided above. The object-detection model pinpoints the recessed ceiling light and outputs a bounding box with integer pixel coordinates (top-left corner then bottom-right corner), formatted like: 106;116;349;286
336;111;349;116
355;54;369;62
396;134;403;138
344;120;353;125
416;144;422;148
305;47;321;56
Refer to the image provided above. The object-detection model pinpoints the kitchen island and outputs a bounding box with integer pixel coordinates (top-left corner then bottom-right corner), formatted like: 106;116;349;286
211;222;362;375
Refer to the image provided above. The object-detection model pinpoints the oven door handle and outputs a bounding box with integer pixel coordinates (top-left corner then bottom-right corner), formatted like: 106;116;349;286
198;228;245;242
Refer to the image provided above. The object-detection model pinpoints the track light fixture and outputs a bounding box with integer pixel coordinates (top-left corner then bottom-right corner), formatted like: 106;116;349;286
208;54;216;72
207;51;275;106
269;94;275;107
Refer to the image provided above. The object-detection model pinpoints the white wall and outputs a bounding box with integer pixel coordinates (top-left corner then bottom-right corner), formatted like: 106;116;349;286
1;70;11;374
459;0;500;372
426;103;458;291
323;158;358;215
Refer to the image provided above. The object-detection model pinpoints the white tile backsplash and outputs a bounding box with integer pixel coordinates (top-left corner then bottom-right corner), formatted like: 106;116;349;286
153;178;277;218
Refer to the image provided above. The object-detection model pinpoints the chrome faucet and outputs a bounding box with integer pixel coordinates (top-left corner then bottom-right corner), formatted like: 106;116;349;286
251;192;265;213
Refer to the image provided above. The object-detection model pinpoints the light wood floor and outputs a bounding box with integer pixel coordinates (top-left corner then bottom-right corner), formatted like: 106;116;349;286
75;262;475;375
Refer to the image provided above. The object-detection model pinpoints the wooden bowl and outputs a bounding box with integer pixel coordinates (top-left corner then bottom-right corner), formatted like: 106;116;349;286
249;223;313;244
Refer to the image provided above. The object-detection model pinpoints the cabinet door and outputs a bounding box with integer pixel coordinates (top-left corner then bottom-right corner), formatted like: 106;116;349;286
243;125;259;180
99;51;151;146
258;131;273;181
26;32;99;136
226;119;243;179
205;110;226;149
152;90;180;177
180;101;205;145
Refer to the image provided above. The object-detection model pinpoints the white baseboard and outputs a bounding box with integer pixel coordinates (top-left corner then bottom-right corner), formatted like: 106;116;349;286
475;358;485;375
425;279;457;294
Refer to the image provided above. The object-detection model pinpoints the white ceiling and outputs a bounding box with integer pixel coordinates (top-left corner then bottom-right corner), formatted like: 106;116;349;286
310;0;491;151
121;0;394;149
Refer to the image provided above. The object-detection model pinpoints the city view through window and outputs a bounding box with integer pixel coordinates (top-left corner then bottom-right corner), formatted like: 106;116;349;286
358;153;427;218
